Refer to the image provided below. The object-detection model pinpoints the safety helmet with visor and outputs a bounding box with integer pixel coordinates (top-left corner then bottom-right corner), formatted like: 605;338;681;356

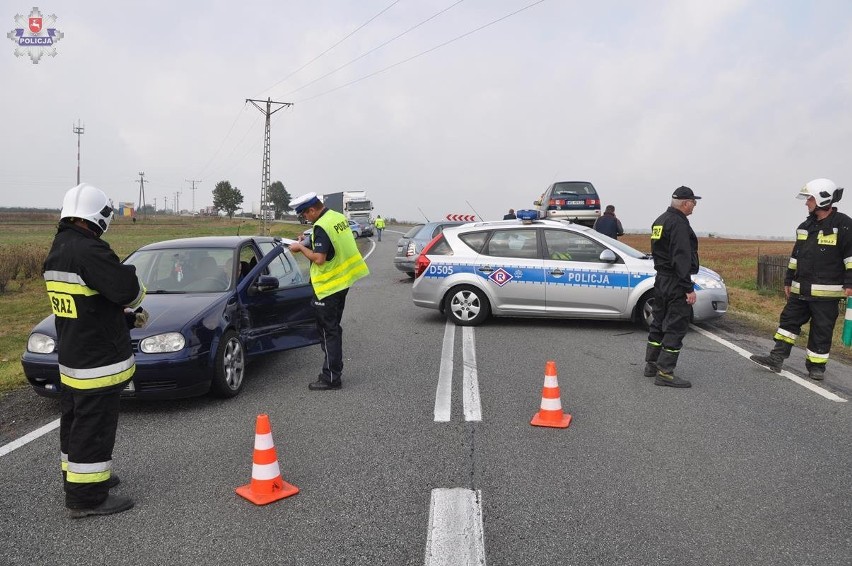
797;178;843;209
60;183;115;234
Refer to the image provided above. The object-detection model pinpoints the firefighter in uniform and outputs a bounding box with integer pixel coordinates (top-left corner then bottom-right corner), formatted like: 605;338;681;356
45;183;147;518
751;178;852;380
375;215;386;242
643;186;701;388
288;192;370;390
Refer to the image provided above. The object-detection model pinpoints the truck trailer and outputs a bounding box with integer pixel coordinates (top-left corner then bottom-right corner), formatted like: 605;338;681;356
322;191;374;236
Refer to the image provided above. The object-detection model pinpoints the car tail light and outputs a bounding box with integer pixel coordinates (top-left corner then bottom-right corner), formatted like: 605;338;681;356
405;242;416;257
586;198;600;206
414;234;443;278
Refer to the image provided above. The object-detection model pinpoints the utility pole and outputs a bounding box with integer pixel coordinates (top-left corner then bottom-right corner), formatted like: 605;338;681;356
173;191;181;214
136;172;148;219
185;179;201;213
73;120;84;185
246;97;292;234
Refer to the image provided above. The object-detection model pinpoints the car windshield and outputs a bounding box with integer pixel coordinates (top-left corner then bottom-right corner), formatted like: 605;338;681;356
588;231;650;259
125;247;236;293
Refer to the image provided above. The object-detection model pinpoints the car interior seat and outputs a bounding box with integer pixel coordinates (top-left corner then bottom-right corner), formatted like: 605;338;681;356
198;256;220;280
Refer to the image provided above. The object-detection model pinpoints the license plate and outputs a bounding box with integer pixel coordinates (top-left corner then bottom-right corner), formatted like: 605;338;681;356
566;200;584;205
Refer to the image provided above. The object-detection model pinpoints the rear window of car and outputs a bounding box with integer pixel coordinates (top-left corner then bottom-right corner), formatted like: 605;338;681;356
404;224;424;238
459;231;489;254
551;182;596;196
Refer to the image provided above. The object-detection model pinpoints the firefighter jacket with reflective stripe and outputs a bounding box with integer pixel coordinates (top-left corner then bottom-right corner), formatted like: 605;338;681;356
785;208;852;299
43;223;146;393
310;209;370;300
650;206;699;295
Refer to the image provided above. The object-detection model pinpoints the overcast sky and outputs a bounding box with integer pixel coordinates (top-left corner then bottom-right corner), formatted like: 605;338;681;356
1;0;850;238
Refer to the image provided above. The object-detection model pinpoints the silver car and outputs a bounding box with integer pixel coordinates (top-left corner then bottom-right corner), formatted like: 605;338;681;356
411;215;728;327
394;221;465;278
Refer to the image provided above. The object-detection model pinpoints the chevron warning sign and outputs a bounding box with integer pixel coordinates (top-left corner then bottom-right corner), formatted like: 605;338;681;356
445;214;476;221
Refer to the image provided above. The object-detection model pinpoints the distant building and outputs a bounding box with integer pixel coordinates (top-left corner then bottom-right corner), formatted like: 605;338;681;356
117;202;135;217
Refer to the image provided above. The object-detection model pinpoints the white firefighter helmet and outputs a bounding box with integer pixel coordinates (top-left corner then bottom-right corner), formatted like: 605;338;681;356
60;183;115;234
797;178;837;208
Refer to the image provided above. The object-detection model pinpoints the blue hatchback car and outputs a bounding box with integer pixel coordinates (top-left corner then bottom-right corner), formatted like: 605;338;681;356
22;236;320;400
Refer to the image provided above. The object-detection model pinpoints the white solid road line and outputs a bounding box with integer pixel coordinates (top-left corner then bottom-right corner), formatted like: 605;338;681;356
424;488;487;566
0;418;59;458
462;327;482;421
435;322;455;422
435;322;482;422
690;324;847;403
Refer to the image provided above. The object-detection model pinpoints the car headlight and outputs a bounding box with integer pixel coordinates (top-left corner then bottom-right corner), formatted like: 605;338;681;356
692;273;724;290
27;333;55;354
139;333;186;353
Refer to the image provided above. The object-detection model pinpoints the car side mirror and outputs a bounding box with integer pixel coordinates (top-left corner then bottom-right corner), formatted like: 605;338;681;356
253;275;280;293
599;249;617;263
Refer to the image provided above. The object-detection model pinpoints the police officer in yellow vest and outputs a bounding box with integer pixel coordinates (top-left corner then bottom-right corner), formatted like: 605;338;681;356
375;215;386;242
289;192;370;390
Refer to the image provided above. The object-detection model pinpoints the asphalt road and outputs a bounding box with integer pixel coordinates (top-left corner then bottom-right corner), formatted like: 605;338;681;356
1;227;851;566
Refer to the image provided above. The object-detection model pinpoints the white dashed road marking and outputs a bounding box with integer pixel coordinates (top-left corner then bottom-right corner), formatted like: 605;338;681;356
424;488;487;566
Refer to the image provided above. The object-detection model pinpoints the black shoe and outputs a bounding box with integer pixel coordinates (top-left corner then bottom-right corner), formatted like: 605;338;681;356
68;495;134;519
750;354;782;373
808;368;825;381
654;370;692;388
308;378;342;391
643;362;657;377
106;474;120;489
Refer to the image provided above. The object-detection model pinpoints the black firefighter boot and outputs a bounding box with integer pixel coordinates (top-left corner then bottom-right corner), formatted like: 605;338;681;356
749;340;792;373
654;349;691;388
644;343;661;377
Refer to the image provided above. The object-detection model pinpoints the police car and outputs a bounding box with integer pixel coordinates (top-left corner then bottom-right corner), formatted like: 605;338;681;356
411;210;728;327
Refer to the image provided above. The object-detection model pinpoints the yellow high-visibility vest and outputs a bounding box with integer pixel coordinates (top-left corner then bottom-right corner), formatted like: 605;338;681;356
310;210;370;299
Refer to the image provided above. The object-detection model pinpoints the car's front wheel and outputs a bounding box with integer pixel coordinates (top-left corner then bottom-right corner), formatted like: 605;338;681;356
210;329;245;398
444;285;490;326
635;291;654;330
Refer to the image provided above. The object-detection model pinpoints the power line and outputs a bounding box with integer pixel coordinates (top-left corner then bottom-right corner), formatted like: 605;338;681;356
281;0;466;98
257;0;403;98
203;115;263;182
194;102;249;178
295;0;547;104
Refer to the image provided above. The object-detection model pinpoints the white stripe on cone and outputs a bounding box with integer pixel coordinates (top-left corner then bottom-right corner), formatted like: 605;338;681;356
540;397;562;411
252;461;281;481
254;432;274;450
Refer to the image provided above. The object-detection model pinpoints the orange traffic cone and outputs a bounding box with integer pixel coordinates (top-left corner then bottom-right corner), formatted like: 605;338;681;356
530;361;572;428
236;414;299;505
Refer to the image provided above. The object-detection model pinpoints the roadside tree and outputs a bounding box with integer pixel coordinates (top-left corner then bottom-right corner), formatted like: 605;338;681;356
267;181;291;219
212;181;244;219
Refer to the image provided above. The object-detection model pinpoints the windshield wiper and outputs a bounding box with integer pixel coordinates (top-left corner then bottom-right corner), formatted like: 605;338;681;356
146;289;186;294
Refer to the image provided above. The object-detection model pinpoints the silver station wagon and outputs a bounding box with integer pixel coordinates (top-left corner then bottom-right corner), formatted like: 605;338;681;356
411;212;728;327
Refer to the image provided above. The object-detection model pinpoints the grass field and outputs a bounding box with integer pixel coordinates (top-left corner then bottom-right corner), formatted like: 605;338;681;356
0;217;844;392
